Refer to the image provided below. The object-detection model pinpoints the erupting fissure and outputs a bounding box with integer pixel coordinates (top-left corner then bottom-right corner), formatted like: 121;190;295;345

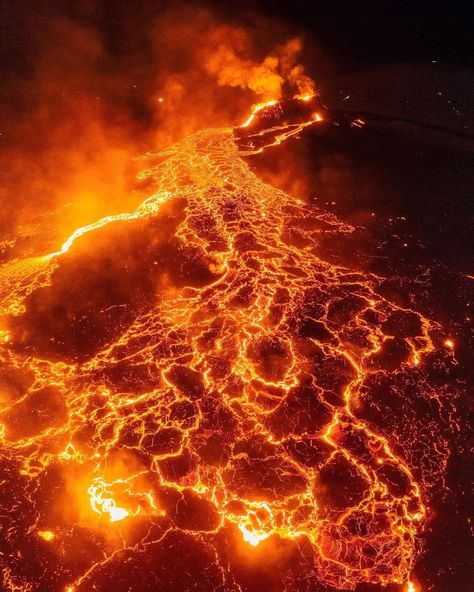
0;97;455;592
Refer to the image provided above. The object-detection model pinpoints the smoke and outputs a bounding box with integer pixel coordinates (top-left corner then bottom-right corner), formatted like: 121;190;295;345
203;32;315;100
0;1;317;258
0;5;149;253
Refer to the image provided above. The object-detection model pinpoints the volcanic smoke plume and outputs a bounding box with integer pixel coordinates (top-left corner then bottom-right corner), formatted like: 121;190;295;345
0;5;467;592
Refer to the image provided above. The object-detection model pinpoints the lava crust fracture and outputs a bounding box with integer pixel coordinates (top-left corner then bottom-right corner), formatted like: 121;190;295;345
0;110;455;592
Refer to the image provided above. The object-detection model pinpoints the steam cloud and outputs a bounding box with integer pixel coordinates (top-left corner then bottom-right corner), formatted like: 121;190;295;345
0;1;316;258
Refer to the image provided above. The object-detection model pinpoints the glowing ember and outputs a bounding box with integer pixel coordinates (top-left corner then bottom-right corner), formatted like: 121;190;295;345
88;479;131;523
37;530;55;542
238;525;270;547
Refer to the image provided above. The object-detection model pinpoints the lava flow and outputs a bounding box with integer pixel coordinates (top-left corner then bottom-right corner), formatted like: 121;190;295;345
0;94;457;592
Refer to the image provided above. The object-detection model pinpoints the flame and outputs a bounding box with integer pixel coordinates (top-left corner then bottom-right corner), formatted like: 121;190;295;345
240;100;279;128
295;91;316;102
238;524;271;547
88;479;130;523
87;476;159;524
37;530;55;542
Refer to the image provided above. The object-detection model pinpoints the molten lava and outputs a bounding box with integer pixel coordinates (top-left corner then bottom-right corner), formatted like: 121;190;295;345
0;96;457;592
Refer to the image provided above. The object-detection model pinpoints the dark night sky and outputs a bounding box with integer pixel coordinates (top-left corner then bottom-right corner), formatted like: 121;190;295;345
248;1;474;68
2;1;473;70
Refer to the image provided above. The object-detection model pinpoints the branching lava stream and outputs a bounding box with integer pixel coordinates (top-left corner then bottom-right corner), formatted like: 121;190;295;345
0;98;458;592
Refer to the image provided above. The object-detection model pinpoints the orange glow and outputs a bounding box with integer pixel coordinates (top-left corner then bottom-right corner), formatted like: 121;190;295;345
88;479;130;523
87;473;160;524
239;524;271;546
38;530;55;542
296;92;316;102
0;28;457;591
0;99;438;588
240;100;279;128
